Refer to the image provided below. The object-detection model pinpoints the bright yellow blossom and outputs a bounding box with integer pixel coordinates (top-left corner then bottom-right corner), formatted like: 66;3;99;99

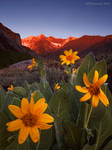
8;84;14;91
6;93;54;144
59;49;80;65
73;68;77;74
75;70;109;107
54;83;60;91
28;58;36;70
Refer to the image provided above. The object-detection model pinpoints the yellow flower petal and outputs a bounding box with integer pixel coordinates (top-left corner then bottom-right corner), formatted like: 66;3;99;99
28;65;33;70
83;73;90;87
75;86;88;93
69;49;72;55
98;89;109;106
59;55;65;60
74;56;80;60
32;58;36;64
97;74;108;86
6;119;23;132
38;113;54;123
80;92;91;102
54;83;60;91
38;123;53;130
33;98;47;114
8;105;24;118
18;127;30;144
21;98;29;114
64;50;69;56
73;51;78;55
8;84;14;91
66;61;70;65
93;70;99;83
61;61;65;65
71;59;75;64
30;127;40;143
92;95;99;107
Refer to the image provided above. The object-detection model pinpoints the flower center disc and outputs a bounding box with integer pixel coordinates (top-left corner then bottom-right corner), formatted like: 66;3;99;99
22;113;37;127
66;55;73;61
89;85;100;96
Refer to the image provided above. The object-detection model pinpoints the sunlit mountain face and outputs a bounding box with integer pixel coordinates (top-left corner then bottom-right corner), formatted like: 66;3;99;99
22;34;78;55
22;34;112;56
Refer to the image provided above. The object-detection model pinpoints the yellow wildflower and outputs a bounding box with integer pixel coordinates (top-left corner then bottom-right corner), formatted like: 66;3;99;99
6;93;54;144
8;84;14;91
54;83;60;91
28;58;36;70
73;68;77;74
75;70;109;107
59;49;80;65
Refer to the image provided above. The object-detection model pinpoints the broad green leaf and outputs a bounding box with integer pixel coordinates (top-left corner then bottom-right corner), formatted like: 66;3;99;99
49;87;72;150
5;138;30;150
0;112;12;150
103;140;112;150
32;90;45;102
0;85;6;110
49;88;71;118
82;144;95;150
39;78;53;102
14;87;27;97
37;128;55;150
63;121;82;150
75;53;96;85
64;82;81;122
88;60;107;82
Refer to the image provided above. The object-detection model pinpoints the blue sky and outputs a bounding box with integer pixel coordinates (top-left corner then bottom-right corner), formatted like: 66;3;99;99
0;0;112;38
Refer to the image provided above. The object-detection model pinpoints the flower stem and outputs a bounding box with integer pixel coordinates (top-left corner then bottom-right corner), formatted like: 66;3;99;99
83;103;89;129
94;122;102;150
85;105;93;128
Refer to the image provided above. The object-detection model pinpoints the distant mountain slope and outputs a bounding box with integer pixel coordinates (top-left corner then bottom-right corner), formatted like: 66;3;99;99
22;34;112;57
80;35;112;59
22;34;78;55
0;23;36;68
61;35;105;51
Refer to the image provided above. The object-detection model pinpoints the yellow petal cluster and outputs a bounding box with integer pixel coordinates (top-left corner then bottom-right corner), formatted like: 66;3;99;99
75;70;109;107
59;49;80;65
73;68;77;74
28;58;36;70
54;83;60;91
6;94;54;144
8;84;14;91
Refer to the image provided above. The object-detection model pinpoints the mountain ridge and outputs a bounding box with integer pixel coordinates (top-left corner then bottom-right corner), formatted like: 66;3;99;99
22;34;112;56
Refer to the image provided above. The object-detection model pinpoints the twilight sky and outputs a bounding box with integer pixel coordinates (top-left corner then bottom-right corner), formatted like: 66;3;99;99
0;0;112;38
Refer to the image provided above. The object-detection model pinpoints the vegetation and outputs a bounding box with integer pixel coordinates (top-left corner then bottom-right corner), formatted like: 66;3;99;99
0;51;112;150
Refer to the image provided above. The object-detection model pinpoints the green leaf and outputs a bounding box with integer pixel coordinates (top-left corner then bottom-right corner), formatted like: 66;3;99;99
37;128;55;150
88;60;107;82
63;121;82;150
0;112;12;150
0;85;6;110
23;80;31;96
32;90;45;102
49;88;71;118
5;138;30;150
39;78;53;102
30;82;40;93
64;82;80;122
75;53;96;85
103;140;112;150
49;88;72;150
82;144;95;150
14;87;27;97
